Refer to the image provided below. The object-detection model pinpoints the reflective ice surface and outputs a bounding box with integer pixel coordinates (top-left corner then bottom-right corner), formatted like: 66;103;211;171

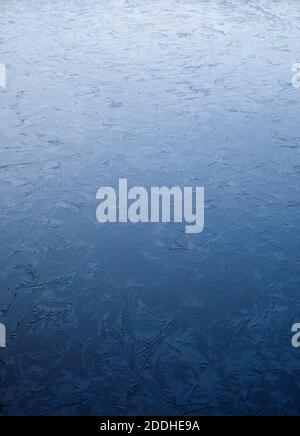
1;0;300;415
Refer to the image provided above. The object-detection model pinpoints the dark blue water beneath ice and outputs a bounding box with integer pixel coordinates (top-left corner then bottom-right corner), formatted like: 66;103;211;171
1;0;300;416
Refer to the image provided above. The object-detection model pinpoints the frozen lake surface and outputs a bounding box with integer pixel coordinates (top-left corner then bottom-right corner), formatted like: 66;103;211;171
1;0;300;415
